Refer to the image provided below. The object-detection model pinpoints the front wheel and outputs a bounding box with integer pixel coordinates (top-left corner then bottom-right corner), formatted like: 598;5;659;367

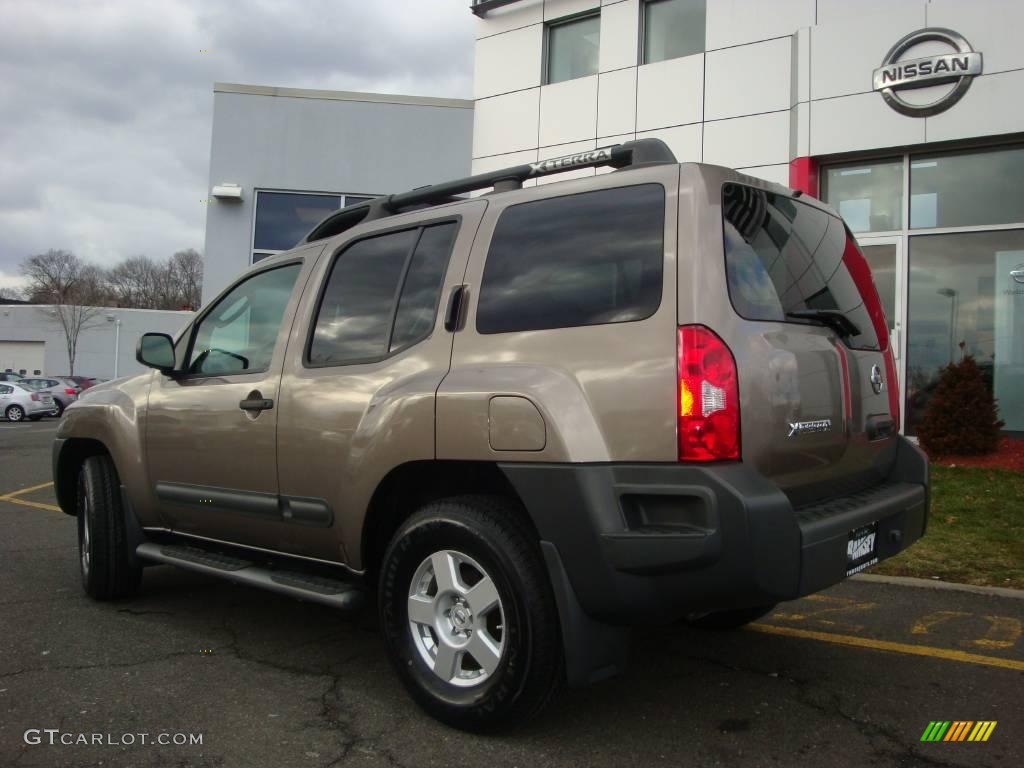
77;455;142;600
378;496;563;732
5;404;25;422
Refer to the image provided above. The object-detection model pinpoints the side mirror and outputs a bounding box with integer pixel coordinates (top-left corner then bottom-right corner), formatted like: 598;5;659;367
136;333;176;374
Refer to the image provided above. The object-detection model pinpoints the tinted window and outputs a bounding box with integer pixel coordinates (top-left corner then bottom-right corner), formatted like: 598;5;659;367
722;183;882;350
188;264;301;375
477;186;664;334
309;229;419;365
390;224;457;353
0;385;11;395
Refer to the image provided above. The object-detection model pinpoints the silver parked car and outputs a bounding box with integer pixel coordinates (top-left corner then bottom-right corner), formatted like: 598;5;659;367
0;382;54;422
19;377;79;417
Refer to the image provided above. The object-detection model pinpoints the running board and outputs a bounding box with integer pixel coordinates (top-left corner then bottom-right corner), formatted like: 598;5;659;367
135;542;364;612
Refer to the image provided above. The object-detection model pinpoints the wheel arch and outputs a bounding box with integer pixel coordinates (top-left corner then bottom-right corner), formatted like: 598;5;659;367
361;460;537;579
53;437;111;516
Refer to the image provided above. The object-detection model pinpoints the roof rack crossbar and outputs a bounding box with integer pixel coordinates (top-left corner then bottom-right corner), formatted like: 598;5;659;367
303;138;676;243
383;138;675;212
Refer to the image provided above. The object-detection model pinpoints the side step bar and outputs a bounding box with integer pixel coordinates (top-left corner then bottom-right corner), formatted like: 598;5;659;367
135;542;364;612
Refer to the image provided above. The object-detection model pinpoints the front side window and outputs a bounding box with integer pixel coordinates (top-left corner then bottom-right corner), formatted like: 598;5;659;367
477;185;665;334
722;183;884;351
309;222;459;365
0;385;12;395
187;264;301;375
546;13;600;84
643;0;706;64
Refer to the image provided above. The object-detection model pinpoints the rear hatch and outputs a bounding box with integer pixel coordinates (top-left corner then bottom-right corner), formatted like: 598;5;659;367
712;180;899;504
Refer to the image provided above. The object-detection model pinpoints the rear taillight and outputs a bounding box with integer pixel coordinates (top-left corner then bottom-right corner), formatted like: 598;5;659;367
677;325;740;461
64;388;76;395
30;392;40;401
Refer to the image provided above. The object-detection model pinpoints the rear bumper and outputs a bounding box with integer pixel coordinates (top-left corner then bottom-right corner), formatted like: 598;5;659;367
500;436;928;627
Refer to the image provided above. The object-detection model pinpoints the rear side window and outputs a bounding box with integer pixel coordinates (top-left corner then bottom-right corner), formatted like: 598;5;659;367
308;222;458;365
0;385;11;394
722;183;883;350
476;185;665;334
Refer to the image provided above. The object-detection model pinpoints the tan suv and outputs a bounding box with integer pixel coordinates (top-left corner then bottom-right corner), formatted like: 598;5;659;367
52;139;928;731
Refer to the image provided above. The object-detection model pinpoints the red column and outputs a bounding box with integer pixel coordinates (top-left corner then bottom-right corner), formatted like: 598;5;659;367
789;156;819;198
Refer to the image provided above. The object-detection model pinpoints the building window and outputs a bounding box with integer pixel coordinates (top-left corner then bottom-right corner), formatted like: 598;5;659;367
545;13;600;85
906;230;1024;434
252;191;375;263
642;0;705;65
822;145;1024;436
909;146;1024;229
822;159;903;234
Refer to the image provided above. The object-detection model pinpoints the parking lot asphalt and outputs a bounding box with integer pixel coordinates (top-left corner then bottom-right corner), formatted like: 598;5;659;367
1;419;1022;768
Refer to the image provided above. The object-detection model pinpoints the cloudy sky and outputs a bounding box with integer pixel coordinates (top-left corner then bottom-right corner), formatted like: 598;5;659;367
0;0;475;290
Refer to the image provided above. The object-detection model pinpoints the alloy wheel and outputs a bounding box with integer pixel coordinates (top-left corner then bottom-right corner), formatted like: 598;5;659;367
407;550;505;688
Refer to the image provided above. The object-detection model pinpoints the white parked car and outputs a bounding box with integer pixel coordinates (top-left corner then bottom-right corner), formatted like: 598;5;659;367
0;382;55;422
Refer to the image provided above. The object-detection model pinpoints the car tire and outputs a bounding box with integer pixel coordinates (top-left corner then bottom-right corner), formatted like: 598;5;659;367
77;454;142;600
379;495;563;732
5;404;25;422
687;604;778;630
53;401;65;417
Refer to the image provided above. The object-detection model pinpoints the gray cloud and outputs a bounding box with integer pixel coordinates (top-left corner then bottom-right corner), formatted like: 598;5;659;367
0;0;475;284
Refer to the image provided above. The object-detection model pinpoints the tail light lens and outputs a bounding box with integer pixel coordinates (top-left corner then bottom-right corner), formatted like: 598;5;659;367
30;392;40;401
677;325;740;461
64;388;76;395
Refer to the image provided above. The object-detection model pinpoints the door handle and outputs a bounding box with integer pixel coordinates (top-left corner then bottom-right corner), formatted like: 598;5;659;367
239;395;274;412
444;284;468;332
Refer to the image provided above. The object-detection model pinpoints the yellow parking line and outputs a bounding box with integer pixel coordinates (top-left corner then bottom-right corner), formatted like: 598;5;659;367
0;481;61;512
748;623;1024;672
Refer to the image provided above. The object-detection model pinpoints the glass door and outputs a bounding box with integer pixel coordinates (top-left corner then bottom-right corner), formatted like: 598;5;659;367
858;236;907;428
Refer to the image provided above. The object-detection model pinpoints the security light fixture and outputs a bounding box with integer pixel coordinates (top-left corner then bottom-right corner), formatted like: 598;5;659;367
212;183;243;200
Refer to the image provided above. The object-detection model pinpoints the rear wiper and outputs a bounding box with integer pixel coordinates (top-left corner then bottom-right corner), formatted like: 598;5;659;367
786;309;861;338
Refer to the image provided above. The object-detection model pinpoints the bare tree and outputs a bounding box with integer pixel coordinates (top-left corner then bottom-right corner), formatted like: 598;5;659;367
169;249;203;310
0;285;24;301
20;250;109;375
106;251;203;310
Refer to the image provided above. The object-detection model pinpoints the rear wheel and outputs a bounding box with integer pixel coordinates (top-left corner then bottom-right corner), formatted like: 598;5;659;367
77;455;142;600
53;400;65;417
5;404;24;422
687;604;777;630
378;496;563;732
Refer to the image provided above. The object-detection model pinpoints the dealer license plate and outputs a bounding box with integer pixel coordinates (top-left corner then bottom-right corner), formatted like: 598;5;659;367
846;523;878;577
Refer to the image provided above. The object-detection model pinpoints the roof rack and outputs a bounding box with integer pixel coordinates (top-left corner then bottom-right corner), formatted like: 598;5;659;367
304;138;676;243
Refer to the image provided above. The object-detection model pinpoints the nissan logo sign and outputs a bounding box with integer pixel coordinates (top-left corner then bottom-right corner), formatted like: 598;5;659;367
872;28;982;117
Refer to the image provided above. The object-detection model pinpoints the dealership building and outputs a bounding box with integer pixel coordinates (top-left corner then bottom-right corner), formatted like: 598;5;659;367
469;0;1024;434
201;82;474;303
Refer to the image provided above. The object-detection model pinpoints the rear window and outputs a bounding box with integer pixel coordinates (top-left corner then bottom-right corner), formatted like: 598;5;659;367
722;182;883;351
476;184;665;334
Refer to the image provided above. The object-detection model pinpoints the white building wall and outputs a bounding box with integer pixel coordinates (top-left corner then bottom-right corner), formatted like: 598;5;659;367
0;306;193;379
472;0;1024;183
